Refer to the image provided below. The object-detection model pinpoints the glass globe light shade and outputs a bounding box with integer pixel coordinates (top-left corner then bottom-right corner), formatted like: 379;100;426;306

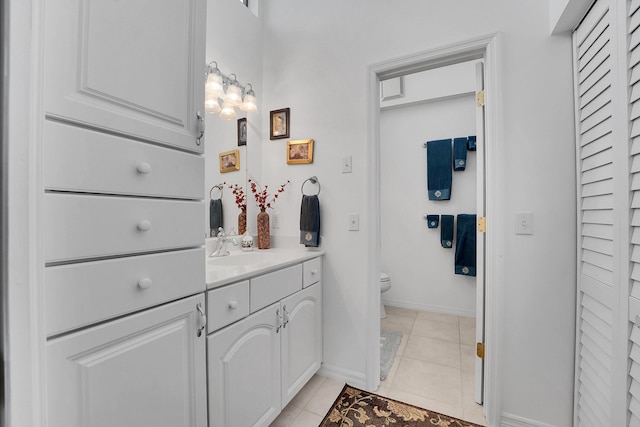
205;97;221;114
205;72;224;99
224;83;242;107
239;92;257;113
219;101;237;120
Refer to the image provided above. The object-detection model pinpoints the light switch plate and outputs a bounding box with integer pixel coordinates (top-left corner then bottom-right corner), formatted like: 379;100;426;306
348;213;359;231
515;212;533;235
342;155;352;173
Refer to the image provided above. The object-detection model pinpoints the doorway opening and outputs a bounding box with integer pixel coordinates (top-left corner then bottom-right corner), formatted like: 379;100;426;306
365;34;500;425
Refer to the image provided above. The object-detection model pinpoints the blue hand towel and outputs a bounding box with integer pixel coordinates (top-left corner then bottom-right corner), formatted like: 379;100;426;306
467;135;477;151
453;137;468;171
426;139;452;200
455;214;476;276
426;214;439;229
300;195;320;247
440;214;454;249
210;199;223;237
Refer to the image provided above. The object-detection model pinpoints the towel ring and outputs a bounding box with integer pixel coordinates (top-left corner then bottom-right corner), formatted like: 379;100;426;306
301;176;321;195
209;184;224;200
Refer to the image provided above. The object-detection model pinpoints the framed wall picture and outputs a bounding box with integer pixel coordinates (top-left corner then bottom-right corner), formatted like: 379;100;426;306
286;139;314;164
219;149;240;173
270;108;290;140
237;118;247;146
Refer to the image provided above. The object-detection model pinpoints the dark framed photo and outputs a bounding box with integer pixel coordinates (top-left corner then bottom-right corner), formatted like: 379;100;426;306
270;108;290;140
286;139;314;164
237;118;247;146
219;149;240;173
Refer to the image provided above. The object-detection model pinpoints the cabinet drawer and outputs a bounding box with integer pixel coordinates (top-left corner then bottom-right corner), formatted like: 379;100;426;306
250;264;302;313
44;193;203;263
303;257;322;288
45;248;205;336
44;121;204;199
207;280;250;333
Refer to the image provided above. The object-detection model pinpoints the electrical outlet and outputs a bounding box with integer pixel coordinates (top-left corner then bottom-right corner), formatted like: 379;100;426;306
272;212;280;229
348;213;359;231
342;155;352;173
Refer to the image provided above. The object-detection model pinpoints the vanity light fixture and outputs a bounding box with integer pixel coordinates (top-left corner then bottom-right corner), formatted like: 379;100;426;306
205;61;257;120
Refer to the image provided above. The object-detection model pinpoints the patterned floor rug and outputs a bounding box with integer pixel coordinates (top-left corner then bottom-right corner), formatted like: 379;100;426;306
319;384;483;427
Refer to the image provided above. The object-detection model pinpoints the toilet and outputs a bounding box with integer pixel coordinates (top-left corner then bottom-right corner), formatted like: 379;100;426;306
380;272;392;318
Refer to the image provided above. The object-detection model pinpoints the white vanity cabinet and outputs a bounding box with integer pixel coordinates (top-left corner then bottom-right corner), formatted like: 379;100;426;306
207;257;323;427
43;0;206;154
47;294;207;427
41;0;207;425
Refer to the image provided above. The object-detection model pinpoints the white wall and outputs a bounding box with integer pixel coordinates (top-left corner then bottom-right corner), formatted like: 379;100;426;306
380;93;477;316
204;0;263;236
260;1;576;426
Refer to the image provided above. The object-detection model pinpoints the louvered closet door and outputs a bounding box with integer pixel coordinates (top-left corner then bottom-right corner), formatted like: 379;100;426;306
574;0;615;425
628;1;640;424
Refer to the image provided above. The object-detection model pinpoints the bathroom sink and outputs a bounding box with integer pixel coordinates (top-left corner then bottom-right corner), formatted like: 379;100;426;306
207;251;276;267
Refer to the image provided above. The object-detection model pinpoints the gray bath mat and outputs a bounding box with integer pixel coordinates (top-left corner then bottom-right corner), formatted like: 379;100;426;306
380;330;402;381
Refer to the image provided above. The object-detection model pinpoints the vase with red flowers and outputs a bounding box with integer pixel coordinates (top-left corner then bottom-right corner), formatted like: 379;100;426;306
228;183;247;235
249;178;290;249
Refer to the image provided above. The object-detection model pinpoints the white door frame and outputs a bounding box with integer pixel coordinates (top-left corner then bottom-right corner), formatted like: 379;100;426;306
365;33;502;424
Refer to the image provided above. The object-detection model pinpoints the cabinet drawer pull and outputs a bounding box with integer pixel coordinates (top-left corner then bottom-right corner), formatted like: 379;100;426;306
138;277;152;289
136;162;152;174
228;300;238;309
137;220;152;231
311;270;317;276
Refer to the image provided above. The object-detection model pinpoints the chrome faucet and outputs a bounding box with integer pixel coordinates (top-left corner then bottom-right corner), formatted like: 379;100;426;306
209;227;238;257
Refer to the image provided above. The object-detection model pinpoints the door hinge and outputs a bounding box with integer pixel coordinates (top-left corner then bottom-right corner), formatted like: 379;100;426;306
476;90;485;107
478;217;486;233
477;342;485;359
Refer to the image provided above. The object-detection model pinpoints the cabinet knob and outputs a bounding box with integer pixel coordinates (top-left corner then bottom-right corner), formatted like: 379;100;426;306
136;162;152;174
138;277;152;289
137;220;152;231
311;270;317;276
228;300;238;309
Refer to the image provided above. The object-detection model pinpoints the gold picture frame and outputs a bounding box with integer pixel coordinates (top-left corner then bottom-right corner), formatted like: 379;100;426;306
219;149;240;173
286;139;314;164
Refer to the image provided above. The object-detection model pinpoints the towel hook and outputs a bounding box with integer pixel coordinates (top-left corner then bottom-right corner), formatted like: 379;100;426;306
301;176;321;195
209;184;224;200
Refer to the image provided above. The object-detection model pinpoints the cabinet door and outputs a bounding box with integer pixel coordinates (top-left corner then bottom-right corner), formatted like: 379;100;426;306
208;303;281;427
43;0;206;153
280;282;323;407
46;294;207;427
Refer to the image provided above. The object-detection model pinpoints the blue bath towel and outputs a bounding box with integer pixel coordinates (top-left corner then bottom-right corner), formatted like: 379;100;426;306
210;199;223;237
440;214;454;249
467;135;477;151
455;214;476;276
426;214;439;229
426;139;452;200
453;137;468;171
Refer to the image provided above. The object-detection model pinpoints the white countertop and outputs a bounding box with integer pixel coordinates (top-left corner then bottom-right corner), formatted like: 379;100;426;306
206;247;324;289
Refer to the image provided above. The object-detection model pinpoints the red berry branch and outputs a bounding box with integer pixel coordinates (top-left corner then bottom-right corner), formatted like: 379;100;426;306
227;182;246;211
248;178;290;210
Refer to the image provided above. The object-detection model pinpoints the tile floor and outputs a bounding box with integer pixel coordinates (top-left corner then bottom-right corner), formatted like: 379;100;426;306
270;306;487;426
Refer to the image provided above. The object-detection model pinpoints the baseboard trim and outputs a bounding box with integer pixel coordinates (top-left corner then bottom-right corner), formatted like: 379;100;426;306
382;298;476;318
317;363;368;390
501;412;555;427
